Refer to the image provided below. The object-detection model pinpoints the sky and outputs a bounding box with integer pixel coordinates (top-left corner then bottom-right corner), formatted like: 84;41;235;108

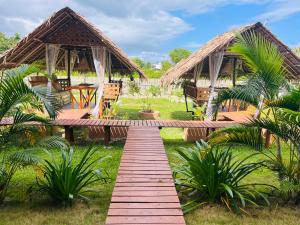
0;0;299;63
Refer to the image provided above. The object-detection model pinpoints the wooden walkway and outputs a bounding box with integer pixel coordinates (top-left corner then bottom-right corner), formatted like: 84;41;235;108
105;126;186;225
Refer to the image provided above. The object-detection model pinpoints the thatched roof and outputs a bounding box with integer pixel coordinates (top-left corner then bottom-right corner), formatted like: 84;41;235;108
0;7;146;78
161;22;300;85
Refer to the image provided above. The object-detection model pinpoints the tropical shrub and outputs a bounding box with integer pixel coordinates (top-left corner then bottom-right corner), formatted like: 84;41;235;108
147;85;161;96
37;146;109;206
210;32;300;203
127;80;140;96
173;141;270;214
0;150;38;203
0;136;67;204
0;65;62;147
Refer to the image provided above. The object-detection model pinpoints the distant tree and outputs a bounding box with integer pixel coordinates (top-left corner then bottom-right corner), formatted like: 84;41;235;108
132;57;145;68
293;47;300;57
0;32;21;53
169;48;192;64
161;60;172;71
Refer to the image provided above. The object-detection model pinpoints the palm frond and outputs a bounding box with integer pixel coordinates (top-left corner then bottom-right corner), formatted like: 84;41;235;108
209;126;263;151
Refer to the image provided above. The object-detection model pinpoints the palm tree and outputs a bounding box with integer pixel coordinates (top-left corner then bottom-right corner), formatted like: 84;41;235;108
0;64;67;203
0;65;62;145
212;32;288;161
210;33;300;202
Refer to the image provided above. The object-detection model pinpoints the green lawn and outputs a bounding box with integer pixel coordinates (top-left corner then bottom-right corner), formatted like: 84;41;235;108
0;97;299;225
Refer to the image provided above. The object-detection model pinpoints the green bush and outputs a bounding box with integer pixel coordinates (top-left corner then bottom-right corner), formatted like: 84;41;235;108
127;80;140;96
174;141;270;214
37;146;109;206
147;85;161;96
0;150;39;204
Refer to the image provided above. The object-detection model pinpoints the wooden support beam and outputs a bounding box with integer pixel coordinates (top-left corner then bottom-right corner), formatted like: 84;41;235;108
104;125;111;145
232;58;237;87
265;130;271;148
67;48;71;84
64;125;74;143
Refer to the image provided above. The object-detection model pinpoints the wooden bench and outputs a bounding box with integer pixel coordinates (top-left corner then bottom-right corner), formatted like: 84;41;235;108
105;126;186;225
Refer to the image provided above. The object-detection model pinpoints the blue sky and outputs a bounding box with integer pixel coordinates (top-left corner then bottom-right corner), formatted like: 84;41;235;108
0;0;299;63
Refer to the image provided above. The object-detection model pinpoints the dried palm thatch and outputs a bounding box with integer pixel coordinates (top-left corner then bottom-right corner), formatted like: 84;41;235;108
0;7;146;79
161;22;300;85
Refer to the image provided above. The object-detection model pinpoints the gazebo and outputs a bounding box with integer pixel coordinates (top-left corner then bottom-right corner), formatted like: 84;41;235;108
161;22;300;118
0;7;146;117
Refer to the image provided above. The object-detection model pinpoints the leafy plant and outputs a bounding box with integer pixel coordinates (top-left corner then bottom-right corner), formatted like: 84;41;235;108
212;31;290;165
173;141;270;214
147;85;161;97
210;86;300;203
193;103;207;121
0;136;67;204
0;65;62;146
0;150;39;203
140;95;153;113
37;146;110;206
127;80;140;96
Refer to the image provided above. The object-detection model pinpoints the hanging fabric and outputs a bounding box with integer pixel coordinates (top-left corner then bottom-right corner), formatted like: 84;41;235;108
193;61;203;85
106;51;112;81
64;50;78;74
45;44;61;78
206;51;224;120
45;43;60;93
91;46;106;117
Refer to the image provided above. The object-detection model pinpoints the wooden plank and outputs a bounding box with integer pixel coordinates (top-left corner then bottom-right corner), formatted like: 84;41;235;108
108;208;183;216
105;126;186;225
106;216;185;224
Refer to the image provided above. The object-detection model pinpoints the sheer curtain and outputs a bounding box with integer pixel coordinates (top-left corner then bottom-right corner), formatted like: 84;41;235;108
206;51;224;120
45;43;60;92
193;61;203;85
91;46;106;116
46;44;61;77
64;50;78;74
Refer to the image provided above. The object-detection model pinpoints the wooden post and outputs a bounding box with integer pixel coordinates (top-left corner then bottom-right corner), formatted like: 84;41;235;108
64;125;74;143
104;125;111;145
265;130;271;148
232;58;237;87
67;48;71;85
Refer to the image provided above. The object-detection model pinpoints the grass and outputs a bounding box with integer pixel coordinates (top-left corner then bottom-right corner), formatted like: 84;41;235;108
1;97;300;224
0;144;123;225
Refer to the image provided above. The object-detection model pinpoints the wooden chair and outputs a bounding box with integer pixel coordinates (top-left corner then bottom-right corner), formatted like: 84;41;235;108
99;83;121;118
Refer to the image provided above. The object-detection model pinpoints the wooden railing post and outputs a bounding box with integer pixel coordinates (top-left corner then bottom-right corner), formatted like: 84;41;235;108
265;130;271;148
64;125;74;143
104;125;111;145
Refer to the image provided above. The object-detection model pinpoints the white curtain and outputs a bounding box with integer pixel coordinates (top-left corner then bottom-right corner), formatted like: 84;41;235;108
193;61;203;85
206;51;224;120
91;46;106;116
45;44;61;77
45;43;60;92
106;51;112;81
64;50;78;75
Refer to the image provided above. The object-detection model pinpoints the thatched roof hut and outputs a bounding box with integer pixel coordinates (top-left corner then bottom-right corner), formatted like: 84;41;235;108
161;22;300;86
0;7;145;79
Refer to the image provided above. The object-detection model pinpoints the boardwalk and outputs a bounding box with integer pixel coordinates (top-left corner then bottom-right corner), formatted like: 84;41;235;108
105;126;186;225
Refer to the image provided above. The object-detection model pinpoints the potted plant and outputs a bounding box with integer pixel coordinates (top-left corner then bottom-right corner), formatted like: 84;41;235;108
138;95;160;119
184;104;207;142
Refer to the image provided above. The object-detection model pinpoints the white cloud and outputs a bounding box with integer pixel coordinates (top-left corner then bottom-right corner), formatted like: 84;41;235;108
131;51;169;63
0;0;298;62
255;0;300;23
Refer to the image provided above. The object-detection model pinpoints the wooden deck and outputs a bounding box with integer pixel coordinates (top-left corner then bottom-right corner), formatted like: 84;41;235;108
0;117;237;144
105;126;186;225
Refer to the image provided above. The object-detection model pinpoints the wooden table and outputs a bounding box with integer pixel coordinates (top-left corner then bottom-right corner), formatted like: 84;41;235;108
66;84;97;110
